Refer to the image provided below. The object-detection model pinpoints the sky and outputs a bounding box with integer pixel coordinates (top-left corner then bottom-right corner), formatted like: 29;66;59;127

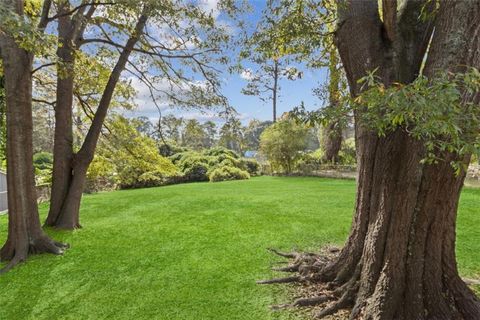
125;0;329;125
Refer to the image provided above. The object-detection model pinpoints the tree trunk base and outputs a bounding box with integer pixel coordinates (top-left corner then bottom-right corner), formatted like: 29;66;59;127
44;222;82;230
0;236;69;274
259;247;480;320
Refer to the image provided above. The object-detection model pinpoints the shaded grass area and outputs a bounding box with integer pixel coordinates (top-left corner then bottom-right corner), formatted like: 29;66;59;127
0;176;479;319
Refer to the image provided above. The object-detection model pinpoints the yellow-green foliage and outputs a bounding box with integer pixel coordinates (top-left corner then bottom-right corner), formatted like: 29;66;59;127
209;166;250;182
88;116;179;190
86;155;117;192
260;119;308;173
171;147;259;182
338;137;356;165
115;135;179;189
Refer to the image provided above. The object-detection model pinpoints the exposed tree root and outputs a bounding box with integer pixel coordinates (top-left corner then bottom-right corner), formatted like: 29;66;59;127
272;264;301;273
463;278;480;286
0;256;26;275
0;237;68;274
294;295;332;307
268;248;299;259
271;295;332;311
315;294;351;318
257;275;302;285
259;246;480;319
260;247;352;318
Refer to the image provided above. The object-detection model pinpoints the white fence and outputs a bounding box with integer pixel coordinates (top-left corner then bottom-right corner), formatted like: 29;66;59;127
0;171;7;213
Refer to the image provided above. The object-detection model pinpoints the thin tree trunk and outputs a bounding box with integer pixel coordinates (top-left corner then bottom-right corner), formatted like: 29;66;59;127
45;13;148;229
0;0;66;272
322;122;342;163
273;59;278;122
322;45;342;163
46;3;76;227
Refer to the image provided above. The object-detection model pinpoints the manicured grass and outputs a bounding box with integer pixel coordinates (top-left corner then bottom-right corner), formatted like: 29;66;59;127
0;176;479;319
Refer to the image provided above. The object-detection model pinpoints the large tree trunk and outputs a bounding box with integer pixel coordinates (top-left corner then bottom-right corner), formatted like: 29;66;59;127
262;1;480;318
0;0;66;272
45;13;148;229
326;1;480;318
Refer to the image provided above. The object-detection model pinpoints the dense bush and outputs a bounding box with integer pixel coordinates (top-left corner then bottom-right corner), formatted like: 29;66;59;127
169;151;198;164
338;138;356;165
203;146;239;159
85;155;117;193
86;116;181;191
33;152;53;185
260;119;308;173
292;139;356;174
177;154;212;182
170;147;259;183
209;166;250;182
115;138;179;189
33;152;53;170
159;144;189;157
294;149;324;174
239;158;260;176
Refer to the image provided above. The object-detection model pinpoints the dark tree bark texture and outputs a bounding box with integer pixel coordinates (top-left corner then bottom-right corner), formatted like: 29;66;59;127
260;1;480;319
0;0;66;273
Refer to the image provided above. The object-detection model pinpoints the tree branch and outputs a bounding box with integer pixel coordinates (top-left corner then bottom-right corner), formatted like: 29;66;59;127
48;1;115;21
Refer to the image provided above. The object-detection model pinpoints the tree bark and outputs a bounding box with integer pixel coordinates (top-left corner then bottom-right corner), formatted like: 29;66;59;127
46;2;96;228
0;0;66;272
322;121;342;163
322;40;343;163
45;12;148;229
264;1;480;318
330;1;480;318
273;59;279;122
46;3;78;228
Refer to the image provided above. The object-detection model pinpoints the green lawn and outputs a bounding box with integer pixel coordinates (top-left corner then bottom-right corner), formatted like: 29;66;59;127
0;176;479;320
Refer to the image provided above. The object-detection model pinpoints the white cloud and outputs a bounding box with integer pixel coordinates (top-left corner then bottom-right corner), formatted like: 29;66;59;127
198;0;221;18
240;68;255;81
126;75;217;121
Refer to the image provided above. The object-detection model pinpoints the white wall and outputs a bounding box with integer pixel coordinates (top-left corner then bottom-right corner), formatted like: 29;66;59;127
0;171;7;213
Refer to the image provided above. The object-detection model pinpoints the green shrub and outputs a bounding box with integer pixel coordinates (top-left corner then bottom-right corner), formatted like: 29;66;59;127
85;154;118;193
169;151;197;164
294;149;324;174
116;149;179;189
32;152;54;186
177;154;213;182
171;148;257;183
260;119;308;173
239;158;260;176
33;152;53;170
159;144;189;157
338;138;356;165
203;147;239;159
209;166;250;182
